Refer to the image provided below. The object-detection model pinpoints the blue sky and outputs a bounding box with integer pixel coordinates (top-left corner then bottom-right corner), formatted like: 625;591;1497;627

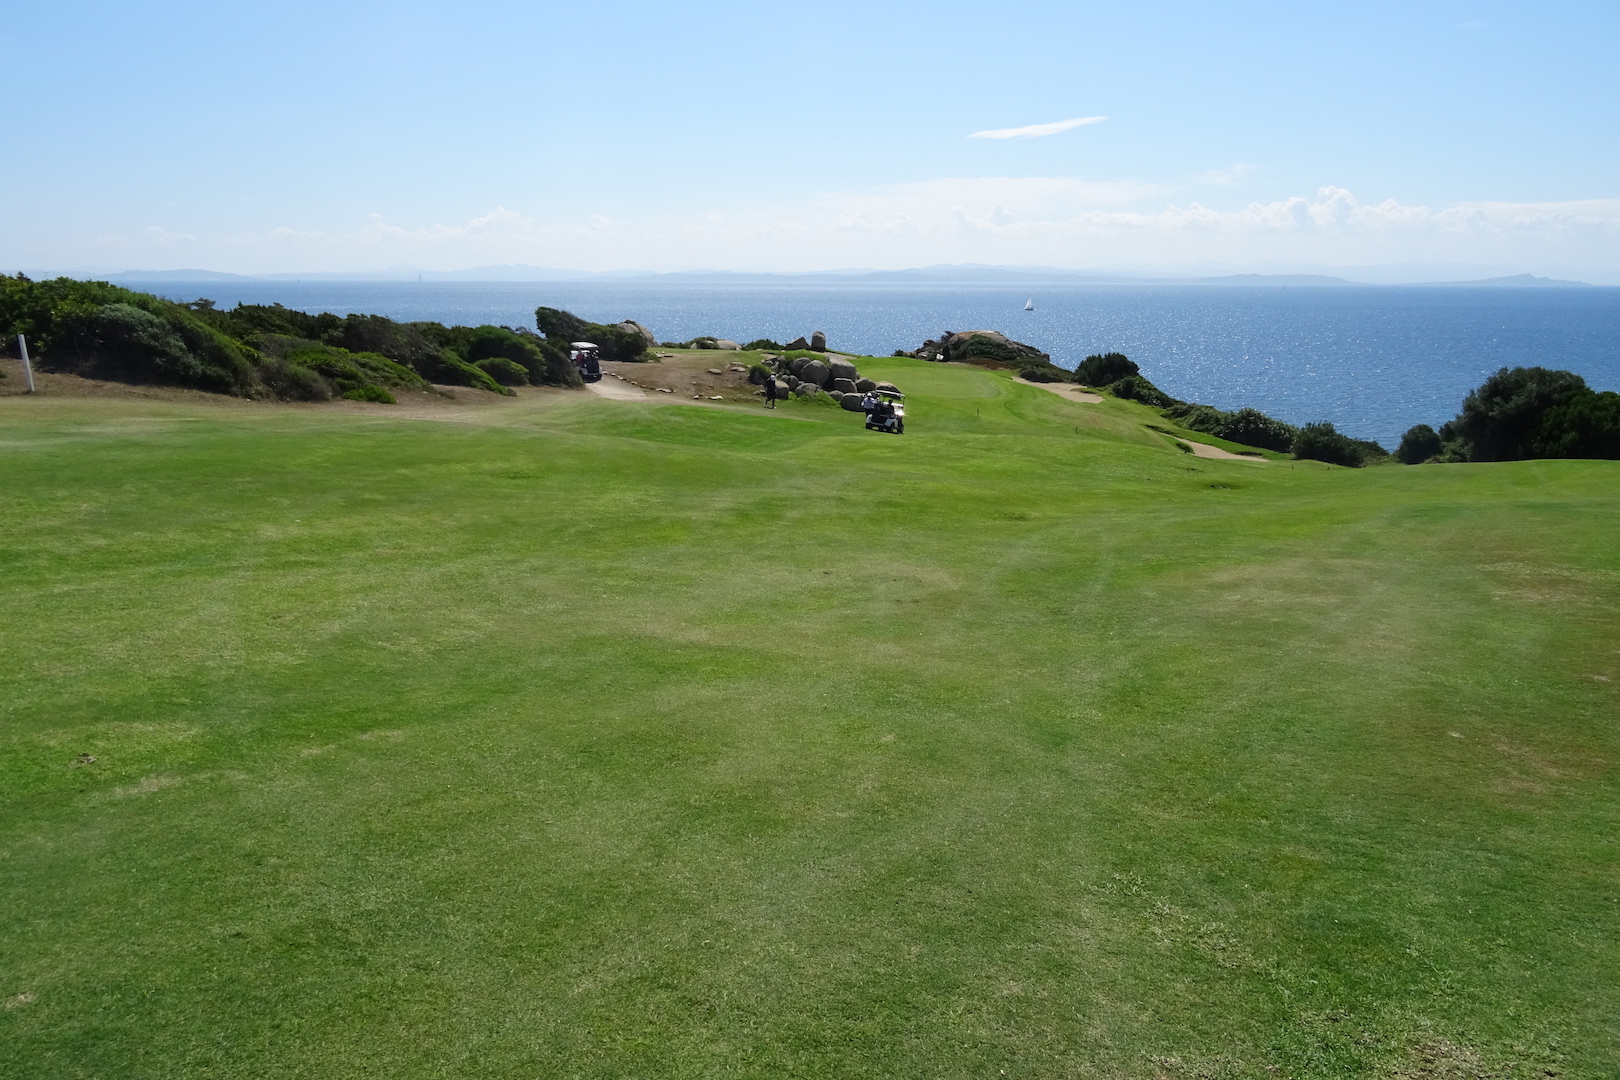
4;0;1618;278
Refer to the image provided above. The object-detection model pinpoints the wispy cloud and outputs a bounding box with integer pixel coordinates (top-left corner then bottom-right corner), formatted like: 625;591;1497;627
968;116;1107;140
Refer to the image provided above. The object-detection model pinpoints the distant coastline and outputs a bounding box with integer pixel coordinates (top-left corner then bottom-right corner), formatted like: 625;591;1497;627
31;266;1601;288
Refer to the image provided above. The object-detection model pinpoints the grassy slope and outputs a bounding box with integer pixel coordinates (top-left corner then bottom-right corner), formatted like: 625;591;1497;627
1;359;1616;1079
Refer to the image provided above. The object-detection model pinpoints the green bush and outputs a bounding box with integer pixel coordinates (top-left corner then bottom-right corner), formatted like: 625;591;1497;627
1075;352;1139;386
464;326;578;387
743;339;782;351
1106;374;1176;408
534;307;650;362
1292;422;1368;467
1528;390;1620;459
1214;407;1297;452
1396;423;1443;464
1438;367;1619;461
342;384;397;404
475;356;529;386
747;363;772;385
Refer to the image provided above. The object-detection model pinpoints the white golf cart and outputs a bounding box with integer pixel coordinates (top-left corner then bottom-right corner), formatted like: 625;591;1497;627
570;341;602;383
862;388;905;434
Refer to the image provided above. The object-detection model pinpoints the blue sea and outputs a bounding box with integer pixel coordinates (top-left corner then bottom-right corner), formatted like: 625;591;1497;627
152;280;1620;448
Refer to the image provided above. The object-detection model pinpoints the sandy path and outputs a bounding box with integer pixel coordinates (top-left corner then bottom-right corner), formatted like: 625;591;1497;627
587;379;650;401
1015;378;1104;403
1161;432;1268;461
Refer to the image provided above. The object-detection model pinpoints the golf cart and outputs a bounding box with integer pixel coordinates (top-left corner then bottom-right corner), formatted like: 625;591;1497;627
862;388;905;434
570;341;602;383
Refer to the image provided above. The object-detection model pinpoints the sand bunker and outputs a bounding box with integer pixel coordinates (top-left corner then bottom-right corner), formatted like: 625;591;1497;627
1015;378;1104;403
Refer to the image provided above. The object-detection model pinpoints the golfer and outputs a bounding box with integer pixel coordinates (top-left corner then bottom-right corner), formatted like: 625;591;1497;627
763;375;779;409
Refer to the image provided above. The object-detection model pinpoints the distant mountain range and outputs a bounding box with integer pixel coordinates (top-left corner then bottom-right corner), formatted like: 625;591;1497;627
74;266;1598;287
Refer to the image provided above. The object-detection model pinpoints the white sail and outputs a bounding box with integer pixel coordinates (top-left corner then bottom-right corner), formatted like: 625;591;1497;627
1023;298;1034;311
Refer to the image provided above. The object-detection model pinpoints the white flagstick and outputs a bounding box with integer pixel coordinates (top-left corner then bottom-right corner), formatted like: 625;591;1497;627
17;334;36;393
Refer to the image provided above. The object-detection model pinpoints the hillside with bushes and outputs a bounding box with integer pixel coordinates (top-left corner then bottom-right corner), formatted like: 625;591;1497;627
0;275;589;402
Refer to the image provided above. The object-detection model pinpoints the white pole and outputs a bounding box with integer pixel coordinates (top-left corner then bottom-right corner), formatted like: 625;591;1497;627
17;334;35;393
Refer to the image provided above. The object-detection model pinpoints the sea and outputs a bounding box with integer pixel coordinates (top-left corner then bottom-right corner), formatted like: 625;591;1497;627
150;280;1620;448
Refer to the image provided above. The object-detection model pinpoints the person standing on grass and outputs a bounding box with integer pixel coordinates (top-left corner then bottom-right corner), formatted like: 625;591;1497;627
763;375;778;409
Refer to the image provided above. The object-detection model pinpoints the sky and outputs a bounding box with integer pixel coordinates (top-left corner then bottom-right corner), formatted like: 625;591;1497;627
3;0;1618;280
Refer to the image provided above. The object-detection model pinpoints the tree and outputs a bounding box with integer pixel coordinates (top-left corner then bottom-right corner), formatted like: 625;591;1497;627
1441;367;1589;461
1396;423;1442;464
1292;422;1367;467
1075;352;1138;386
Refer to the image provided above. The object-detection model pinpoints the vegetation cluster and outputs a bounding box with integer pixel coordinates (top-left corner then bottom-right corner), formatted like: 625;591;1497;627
0;275;589;402
1070;350;1387;466
533;307;654;362
1399;366;1620;463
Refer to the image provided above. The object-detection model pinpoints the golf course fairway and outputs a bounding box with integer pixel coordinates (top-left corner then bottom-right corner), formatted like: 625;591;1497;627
2;358;1616;1078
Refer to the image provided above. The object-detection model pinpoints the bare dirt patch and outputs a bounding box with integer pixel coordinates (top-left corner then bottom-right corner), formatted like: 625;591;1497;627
602;350;762;404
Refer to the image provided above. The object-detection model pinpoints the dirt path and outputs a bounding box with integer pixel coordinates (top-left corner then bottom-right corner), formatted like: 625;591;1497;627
1161;432;1268;461
1015;378;1104;403
587;378;650;401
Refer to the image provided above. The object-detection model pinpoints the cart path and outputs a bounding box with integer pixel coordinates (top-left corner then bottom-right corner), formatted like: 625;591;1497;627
1015;378;1104;403
587;379;649;401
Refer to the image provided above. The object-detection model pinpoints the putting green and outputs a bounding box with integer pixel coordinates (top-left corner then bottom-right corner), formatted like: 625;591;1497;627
1;360;1616;1078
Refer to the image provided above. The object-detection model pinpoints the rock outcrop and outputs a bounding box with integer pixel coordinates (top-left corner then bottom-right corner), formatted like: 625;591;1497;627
784;336;810;351
800;359;829;387
828;357;858;383
811;330;827;351
618;320;656;345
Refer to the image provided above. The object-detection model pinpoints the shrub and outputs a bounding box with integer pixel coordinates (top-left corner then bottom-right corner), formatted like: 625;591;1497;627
258;356;333;401
747;363;771;385
1075;352;1139;386
342;384;396;404
743;338;782;351
1441;366;1591;461
1216;407;1297;452
1292;422;1368;467
1396;423;1443;464
1527;389;1620;459
475;356;529;386
50;302;245;393
534;307;650;362
1106;374;1176;408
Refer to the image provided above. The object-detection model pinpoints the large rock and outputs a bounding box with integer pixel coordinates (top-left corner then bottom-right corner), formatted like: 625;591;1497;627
875;381;900;393
828;357;858;383
788;357;808;376
800;359;829;387
827;389;844;402
713;339;740;350
855;377;876;393
810;330;827;351
617;320;656;345
935;330;1050;367
831;378;857;394
786;375;801;389
840;394;867;412
793;382;821;398
784;336;810;351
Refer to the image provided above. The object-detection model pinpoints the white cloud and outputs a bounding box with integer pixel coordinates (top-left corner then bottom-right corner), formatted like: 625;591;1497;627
53;185;1620;279
968;116;1107;140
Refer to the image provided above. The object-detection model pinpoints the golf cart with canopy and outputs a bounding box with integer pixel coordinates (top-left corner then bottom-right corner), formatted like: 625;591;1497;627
570;341;602;383
862;388;905;434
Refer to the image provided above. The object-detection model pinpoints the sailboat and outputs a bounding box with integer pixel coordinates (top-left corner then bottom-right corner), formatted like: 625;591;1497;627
1023;298;1035;311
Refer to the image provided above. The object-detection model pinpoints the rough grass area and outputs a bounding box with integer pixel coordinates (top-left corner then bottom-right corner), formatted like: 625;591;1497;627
1;359;1616;1078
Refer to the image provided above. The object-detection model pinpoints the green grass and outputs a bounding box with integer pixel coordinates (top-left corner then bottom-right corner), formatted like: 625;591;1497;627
2;359;1616;1078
